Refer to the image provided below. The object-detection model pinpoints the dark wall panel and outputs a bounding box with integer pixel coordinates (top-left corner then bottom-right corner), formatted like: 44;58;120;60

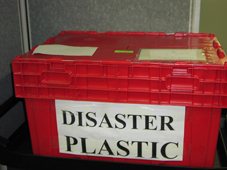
0;0;22;104
0;0;25;139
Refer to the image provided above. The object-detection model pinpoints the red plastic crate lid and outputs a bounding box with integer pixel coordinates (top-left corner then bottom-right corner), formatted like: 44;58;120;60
12;31;227;108
18;31;227;65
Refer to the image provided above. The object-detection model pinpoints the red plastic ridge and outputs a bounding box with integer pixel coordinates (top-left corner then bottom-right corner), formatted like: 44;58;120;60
106;31;125;35
12;55;21;62
213;41;221;48
174;32;187;37
125;32;146;35
224;62;227;68
66;31;86;34
188;33;208;37
217;48;226;58
209;33;216;38
86;31;98;35
146;32;166;36
44;37;55;44
60;31;67;35
57;31;214;38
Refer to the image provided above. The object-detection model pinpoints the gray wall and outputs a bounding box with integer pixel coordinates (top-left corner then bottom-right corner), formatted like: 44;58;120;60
0;0;22;105
29;0;191;47
0;0;25;139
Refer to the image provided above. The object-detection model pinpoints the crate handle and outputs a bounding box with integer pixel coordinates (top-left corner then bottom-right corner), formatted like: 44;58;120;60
165;76;200;91
41;71;72;85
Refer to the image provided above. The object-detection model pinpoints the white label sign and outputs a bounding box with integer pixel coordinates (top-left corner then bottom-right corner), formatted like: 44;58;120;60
55;100;185;161
139;49;206;61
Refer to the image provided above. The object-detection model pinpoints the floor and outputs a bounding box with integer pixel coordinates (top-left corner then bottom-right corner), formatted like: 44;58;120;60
5;151;223;170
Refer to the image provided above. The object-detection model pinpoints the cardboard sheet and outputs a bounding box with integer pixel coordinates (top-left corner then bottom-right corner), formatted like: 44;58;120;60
33;44;98;56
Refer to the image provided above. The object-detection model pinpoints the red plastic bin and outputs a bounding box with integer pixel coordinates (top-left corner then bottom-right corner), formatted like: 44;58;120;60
12;31;227;168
